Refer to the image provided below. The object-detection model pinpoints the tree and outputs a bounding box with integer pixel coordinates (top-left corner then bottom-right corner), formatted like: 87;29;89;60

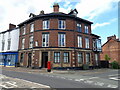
104;54;111;61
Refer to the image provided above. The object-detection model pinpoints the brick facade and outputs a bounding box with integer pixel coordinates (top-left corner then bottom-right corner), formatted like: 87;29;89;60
18;4;101;69
100;35;120;65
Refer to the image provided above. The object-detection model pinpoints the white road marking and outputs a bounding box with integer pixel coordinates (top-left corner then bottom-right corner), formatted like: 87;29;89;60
84;80;94;84
88;77;99;79
109;77;120;81
94;82;104;86
5;81;17;87
109;74;120;77
14;78;50;88
107;84;118;88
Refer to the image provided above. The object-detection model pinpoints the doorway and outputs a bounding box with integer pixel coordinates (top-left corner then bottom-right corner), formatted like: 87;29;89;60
42;52;48;68
28;53;32;67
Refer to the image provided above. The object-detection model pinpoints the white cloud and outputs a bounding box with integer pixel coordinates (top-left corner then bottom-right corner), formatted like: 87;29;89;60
92;22;110;30
75;0;119;20
0;0;118;32
92;18;117;30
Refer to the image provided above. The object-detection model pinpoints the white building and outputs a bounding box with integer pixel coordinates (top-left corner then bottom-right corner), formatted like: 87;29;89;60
0;24;19;66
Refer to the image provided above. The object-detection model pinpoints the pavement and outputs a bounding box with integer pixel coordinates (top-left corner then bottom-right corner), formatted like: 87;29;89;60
1;66;120;89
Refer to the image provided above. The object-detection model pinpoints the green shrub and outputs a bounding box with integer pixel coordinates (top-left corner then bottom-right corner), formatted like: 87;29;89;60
110;61;120;69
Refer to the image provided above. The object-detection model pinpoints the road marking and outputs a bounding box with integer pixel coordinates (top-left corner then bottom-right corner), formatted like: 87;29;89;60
84;80;94;84
94;82;104;86
14;78;50;88
109;74;120;77
109;77;120;81
107;84;118;88
88;77;99;79
5;81;17;87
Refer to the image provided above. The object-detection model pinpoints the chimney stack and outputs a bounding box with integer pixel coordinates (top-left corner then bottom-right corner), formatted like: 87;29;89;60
9;23;16;29
53;3;59;12
107;35;116;40
40;10;44;14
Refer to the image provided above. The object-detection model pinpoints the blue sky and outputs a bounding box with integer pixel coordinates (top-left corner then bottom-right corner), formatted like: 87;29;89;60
0;0;119;44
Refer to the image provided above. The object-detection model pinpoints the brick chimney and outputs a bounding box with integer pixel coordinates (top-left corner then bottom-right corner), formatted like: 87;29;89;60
107;35;116;40
9;23;16;29
53;3;59;12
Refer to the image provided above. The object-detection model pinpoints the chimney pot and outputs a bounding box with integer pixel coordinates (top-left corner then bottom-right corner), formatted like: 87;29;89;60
53;3;59;12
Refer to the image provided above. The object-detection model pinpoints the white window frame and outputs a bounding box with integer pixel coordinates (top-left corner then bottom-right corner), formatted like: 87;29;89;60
85;26;89;33
85;38;89;48
78;52;83;64
86;53;90;64
7;32;11;50
63;52;69;63
23;25;26;35
22;38;25;49
54;52;60;63
42;33;49;47
43;20;49;29
58;33;66;47
29;36;33;48
30;23;34;32
78;36;82;48
58;20;66;29
77;23;82;32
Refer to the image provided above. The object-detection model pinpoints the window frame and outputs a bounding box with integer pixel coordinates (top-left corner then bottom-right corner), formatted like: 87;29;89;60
43;20;49;29
63;52;69;63
22;25;26;35
86;53;90;64
77;36;82;48
54;52;60;63
85;25;89;33
42;33;49;47
58;20;66;29
58;33;66;47
29;36;34;48
30;23;34;32
78;52;83;64
77;23;82;32
85;37;90;48
21;38;25;49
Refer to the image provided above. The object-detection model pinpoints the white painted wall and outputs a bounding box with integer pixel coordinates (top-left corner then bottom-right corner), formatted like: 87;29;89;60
0;28;19;52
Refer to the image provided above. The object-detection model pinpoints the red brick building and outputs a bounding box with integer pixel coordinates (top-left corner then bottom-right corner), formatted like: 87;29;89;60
100;35;120;65
18;3;102;69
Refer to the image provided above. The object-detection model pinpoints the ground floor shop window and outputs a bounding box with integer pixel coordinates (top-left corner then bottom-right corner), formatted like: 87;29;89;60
0;55;4;65
54;52;60;63
78;52;83;64
86;53;90;64
63;52;69;63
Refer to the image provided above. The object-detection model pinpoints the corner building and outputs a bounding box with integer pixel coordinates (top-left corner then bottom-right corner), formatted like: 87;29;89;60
18;4;101;69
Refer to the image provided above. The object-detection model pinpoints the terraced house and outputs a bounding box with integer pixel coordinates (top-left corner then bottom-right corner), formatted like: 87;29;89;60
0;24;19;67
18;3;102;69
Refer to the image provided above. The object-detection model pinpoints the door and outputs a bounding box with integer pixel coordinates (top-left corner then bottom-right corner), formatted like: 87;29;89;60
28;53;32;67
42;52;48;68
